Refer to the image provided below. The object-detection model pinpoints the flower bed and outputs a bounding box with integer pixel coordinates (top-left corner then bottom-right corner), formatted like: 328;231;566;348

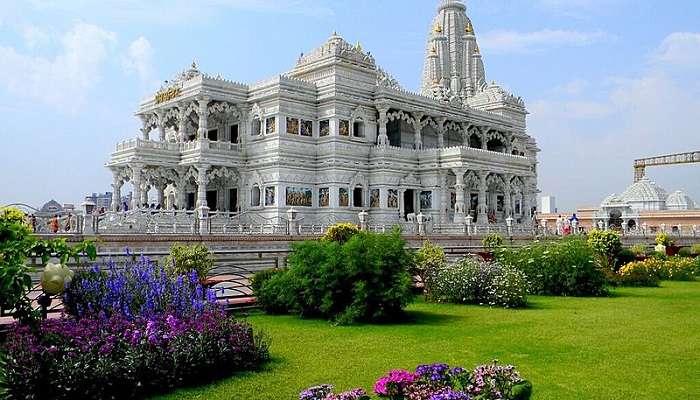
300;361;532;400
3;309;269;399
618;257;697;286
496;238;606;297
1;256;270;399
428;258;528;308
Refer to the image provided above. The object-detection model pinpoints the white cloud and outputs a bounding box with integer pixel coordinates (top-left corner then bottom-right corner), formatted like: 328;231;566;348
122;36;153;84
654;32;700;68
555;79;589;96
531;65;700;210
23;26;51;48
534;0;627;18
0;23;115;113
480;29;612;54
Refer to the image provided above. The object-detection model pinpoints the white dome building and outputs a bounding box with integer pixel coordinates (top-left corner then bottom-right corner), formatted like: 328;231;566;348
666;190;696;211
619;177;667;211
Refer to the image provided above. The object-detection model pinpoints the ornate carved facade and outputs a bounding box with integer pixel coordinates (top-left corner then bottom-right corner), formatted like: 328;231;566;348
106;0;539;228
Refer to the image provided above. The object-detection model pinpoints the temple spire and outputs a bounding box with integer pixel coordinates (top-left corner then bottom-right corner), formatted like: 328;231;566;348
421;0;485;99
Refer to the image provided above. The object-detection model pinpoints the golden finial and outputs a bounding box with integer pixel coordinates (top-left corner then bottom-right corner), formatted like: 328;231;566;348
434;22;443;33
466;21;473;34
354;41;363;52
191;59;198;69
430;44;437;55
474;44;480;54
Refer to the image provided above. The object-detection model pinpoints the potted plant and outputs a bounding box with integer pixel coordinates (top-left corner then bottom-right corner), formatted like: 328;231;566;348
655;232;677;256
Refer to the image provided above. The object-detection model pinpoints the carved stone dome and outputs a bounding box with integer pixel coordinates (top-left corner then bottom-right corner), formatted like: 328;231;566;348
666;190;696;211
619;178;668;211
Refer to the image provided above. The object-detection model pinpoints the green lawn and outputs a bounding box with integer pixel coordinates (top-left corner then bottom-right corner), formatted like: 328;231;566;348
158;281;700;400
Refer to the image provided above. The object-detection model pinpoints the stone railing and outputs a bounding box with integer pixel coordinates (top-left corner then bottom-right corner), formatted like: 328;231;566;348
372;144;531;164
115;138;180;152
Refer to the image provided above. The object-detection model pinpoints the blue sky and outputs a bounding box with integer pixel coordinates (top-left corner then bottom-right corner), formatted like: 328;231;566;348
0;0;699;211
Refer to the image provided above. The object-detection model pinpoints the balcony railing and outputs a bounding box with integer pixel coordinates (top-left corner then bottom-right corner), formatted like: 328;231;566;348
114;138;240;153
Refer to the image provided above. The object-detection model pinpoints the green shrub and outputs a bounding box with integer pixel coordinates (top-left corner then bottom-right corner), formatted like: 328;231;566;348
251;268;281;295
691;244;700;256
429;258;528;308
677;247;693;258
257;231;414;324
496;238;606;297
414;240;447;296
587;230;622;271
482;233;505;251
162;243;214;279
655;232;675;247
321;223;361;244
630;244;648;256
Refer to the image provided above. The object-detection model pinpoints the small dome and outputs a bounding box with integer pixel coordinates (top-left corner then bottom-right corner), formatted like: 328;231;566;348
666;190;696;211
601;193;625;207
619;178;667;211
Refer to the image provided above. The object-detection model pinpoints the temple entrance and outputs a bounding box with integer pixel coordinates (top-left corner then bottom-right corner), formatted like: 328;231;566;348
229;188;238;212
608;210;623;229
387;119;401;147
187;193;195;210
206;190;218;211
404;189;415;220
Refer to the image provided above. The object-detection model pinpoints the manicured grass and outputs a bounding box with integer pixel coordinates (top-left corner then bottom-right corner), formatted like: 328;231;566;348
157;281;700;400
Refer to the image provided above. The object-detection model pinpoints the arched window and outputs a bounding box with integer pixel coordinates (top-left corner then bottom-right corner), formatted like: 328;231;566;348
251;118;262;136
353;120;365;138
469;133;482;149
487;138;505;153
251;185;261;207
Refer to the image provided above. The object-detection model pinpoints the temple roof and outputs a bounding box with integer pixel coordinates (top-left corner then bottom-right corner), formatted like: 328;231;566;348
294;32;376;69
666;190;696;211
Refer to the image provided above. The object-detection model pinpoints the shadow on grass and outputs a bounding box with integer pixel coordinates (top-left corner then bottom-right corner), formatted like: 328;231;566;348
368;309;463;327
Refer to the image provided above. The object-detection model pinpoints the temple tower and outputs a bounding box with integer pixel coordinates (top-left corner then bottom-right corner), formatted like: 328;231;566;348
420;0;486;99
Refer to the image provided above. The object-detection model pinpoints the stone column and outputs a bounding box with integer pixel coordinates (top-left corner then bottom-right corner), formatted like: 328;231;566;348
461;124;471;147
436;117;446;148
140;184;149;206
197;97;210;143
111;173;122;212
156;110;166;141
196;165;209;208
522;177;532;222
176;183;187;210
156;185;165;208
479;126;489;150
412;112;424;150
439;172;448;225
139;114;150;141
503;174;513;217
398;189;406;220
130;164;143;210
477;170;488;224
452;168;467;224
377;106;389;147
178;104;187;142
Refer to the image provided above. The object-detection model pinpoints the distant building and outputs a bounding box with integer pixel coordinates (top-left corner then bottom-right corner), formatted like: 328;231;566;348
36;200;74;217
85;192;133;211
538;178;700;234
541;196;556;214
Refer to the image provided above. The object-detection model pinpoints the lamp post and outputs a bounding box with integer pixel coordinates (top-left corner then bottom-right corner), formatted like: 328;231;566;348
39;263;73;320
506;216;514;237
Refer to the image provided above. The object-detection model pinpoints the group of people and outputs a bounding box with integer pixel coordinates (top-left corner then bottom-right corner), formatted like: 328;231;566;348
555;214;580;235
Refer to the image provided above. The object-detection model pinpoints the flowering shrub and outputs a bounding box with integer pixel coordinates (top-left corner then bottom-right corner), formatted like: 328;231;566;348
496;238;606;297
618;257;697;284
162;243;214;279
64;256;217;320
300;384;370;400
587;230;622;270
322;223;361;243
257;231;413;324
413;240;448;296
655;232;675;247
2;309;269;399
482;233;505;251
428;259;528;308
301;361;531;400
